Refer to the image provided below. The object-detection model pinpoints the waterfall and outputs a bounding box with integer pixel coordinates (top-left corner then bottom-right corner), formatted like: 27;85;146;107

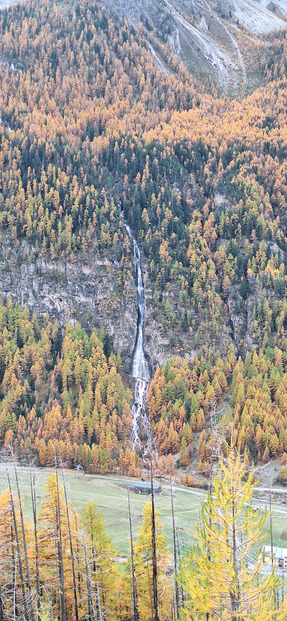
125;224;153;453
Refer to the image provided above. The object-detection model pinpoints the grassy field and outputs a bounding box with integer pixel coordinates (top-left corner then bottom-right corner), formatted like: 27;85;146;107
0;466;286;556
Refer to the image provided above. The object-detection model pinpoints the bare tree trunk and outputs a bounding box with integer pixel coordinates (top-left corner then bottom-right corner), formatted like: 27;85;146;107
150;460;159;621
269;488;274;568
83;535;95;621
209;402;216;495
73;511;82;611
170;478;179;619
89;511;103;621
171;599;176;621
206;402;216;621
52;509;62;618
61;467;79;621
54;457;66;621
95;583;103;621
12;527;18;621
231;485;240;620
146;560;154;621
14;463;35;621
30;466;41;621
175;529;185;609
6;465;30;621
0;582;4;621
11;522;18;621
269;489;279;609
127;487;140;621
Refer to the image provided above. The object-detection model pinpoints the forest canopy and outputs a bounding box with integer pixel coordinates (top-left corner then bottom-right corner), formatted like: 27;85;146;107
0;0;287;472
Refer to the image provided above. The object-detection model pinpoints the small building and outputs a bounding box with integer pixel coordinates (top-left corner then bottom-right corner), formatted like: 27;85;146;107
128;481;162;495
264;546;287;570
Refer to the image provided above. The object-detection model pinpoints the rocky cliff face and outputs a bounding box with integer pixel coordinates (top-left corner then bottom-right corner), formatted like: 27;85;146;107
0;233;206;375
1;232;256;375
0;234;138;372
102;0;287;91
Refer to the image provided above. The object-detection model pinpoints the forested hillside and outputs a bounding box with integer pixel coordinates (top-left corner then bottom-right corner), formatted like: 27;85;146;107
1;0;287;619
0;0;287;474
0;299;136;472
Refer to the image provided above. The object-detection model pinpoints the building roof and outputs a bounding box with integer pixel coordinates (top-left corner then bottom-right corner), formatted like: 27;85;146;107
128;481;161;491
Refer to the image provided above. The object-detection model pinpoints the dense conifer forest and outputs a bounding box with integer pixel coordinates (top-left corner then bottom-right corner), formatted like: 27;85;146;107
0;0;287;471
0;2;287;471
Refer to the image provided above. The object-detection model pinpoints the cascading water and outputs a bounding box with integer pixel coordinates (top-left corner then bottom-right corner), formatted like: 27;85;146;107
130;234;149;382
125;224;154;453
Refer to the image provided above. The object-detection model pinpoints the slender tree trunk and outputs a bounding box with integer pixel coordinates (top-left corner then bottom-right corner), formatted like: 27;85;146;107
54;458;66;621
146;560;154;621
231;484;240;620
14;463;35;621
269;489;279;610
30;467;41;621
11;522;18;621
127;487;140;621
269;488;274;568
206;403;216;621
0;581;4;621
95;583;103;621
170;478;179;619
89;512;103;621
73;511;82;610
83;535;95;621
209;401;217;494
61;467;79;621
53;509;62;619
6;465;30;621
12;528;18;621
175;529;185;609
171;599;176;621
150;460;159;621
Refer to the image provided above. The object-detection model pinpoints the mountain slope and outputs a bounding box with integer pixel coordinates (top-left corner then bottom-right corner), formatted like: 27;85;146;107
102;0;287;90
0;0;287;470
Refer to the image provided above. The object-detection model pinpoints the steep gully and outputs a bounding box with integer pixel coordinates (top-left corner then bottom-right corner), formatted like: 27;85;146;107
125;225;155;455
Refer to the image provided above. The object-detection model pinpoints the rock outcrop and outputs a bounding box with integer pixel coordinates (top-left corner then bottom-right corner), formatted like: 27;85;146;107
0;234;138;372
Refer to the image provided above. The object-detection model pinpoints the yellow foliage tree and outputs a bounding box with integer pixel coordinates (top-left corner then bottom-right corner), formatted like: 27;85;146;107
179;450;286;620
134;501;172;620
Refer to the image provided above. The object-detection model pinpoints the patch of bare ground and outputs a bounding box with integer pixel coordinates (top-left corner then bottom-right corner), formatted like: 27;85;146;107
255;458;284;488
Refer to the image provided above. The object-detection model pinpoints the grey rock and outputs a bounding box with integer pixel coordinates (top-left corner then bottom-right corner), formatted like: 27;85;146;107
0;235;138;372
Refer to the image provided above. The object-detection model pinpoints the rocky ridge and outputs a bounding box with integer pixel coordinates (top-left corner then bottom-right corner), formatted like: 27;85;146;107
102;0;287;91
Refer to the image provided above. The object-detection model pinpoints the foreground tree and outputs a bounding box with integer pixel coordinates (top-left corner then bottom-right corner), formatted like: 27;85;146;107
179;449;286;620
38;474;79;620
134;502;172;620
81;502;121;619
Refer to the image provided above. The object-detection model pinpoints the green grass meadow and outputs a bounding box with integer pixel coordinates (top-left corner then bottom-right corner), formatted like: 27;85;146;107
0;466;286;556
